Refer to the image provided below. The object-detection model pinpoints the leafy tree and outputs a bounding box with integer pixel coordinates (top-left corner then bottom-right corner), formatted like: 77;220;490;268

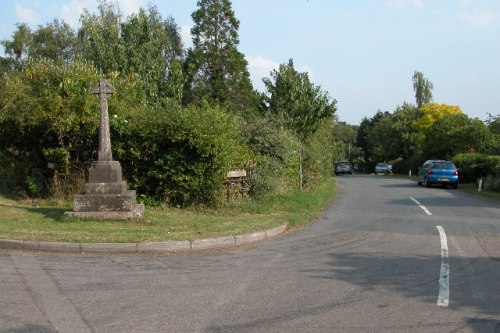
78;1;184;102
332;121;358;162
78;0;122;74
486;113;500;135
120;6;184;100
185;0;254;110
1;23;32;70
392;102;421;157
263;59;337;140
355;111;391;162
486;113;500;154
412;70;433;108
413;102;462;133
367;115;401;162
29;20;77;64
424;113;493;158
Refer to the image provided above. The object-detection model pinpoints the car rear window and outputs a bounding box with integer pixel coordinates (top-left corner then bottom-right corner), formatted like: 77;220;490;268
431;162;455;169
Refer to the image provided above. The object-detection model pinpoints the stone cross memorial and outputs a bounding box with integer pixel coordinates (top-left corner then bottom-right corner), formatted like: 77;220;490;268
66;79;144;220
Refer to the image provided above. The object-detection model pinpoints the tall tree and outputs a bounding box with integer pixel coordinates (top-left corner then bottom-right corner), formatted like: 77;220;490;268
366;114;401;162
78;0;122;74
186;0;254;110
1;23;32;70
29;20;76;64
120;6;184;100
263;59;336;140
392;102;421;157
412;70;433;108
78;1;184;102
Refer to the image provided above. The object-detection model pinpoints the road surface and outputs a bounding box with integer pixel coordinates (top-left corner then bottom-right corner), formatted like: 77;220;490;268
1;175;499;332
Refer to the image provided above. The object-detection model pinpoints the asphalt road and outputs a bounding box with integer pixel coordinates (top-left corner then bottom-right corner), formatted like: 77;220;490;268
1;175;499;333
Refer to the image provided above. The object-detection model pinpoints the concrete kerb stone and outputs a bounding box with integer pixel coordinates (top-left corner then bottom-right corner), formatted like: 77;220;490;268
137;240;191;253
28;241;82;252
0;223;288;254
0;239;24;250
235;231;267;245
265;224;288;238
81;242;138;253
192;235;236;250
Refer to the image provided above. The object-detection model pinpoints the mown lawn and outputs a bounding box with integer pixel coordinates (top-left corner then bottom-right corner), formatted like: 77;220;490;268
0;178;336;243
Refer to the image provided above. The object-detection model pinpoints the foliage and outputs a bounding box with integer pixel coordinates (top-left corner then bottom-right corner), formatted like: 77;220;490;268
0;58;100;190
43;147;71;172
1;23;32;69
424;113;493;158
413;102;462;133
392;102;421;157
332;121;360;163
29;20;77;64
0;0;343;207
355;111;394;164
486;113;500;155
78;1;184;102
367;116;401;162
412;70;433;108
111;101;253;206
240;115;300;197
185;0;255;111
263;59;337;140
453;153;500;184
303;119;335;183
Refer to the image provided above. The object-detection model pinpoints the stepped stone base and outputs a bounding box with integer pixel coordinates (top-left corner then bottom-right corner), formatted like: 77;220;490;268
65;160;144;220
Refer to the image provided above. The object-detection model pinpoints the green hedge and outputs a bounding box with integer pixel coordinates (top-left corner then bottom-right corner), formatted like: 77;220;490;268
453;153;500;184
112;101;252;206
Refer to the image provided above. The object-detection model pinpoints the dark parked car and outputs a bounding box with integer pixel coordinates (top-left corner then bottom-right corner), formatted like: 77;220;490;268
374;163;392;174
417;160;459;189
335;162;352;175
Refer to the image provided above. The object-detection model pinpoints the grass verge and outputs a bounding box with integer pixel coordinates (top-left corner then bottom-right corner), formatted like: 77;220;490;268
458;182;500;201
0;178;336;243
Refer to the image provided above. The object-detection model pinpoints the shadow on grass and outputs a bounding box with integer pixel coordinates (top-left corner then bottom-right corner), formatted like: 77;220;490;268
0;203;68;222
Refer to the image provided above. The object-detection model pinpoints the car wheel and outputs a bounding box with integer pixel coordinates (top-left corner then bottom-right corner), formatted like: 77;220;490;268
424;177;431;188
452;184;458;189
417;177;422;186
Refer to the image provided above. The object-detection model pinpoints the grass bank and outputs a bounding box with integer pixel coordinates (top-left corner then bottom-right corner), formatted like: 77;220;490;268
0;177;336;243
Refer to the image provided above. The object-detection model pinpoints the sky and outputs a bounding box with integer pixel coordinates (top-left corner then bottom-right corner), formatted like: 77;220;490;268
1;0;499;125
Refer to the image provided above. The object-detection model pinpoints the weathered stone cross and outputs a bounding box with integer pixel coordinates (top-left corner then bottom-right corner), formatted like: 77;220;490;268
92;79;115;161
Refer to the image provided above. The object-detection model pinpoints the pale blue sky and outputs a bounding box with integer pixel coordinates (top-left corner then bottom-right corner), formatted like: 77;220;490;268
1;0;499;125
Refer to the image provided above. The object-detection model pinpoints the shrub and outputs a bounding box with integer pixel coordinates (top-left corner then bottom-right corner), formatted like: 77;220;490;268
453;153;500;183
112;101;252;206
241;116;300;197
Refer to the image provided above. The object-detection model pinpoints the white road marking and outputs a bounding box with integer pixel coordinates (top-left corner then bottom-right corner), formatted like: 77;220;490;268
410;197;432;216
436;226;450;307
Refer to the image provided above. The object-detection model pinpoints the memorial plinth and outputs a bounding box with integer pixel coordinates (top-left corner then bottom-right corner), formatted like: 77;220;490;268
65;80;144;220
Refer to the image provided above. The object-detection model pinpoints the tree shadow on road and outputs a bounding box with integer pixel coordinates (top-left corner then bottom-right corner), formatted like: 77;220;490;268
301;251;500;332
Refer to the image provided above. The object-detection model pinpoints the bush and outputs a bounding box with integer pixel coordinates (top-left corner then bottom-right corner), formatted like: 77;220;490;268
241;116;300;197
303;119;335;185
112;101;252;206
453;153;500;183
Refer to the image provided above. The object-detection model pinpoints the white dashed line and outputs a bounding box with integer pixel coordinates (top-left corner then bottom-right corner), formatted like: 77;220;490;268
436;226;450;307
410;197;432;216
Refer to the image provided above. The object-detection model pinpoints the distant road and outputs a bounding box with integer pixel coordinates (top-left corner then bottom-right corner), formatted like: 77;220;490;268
1;175;499;332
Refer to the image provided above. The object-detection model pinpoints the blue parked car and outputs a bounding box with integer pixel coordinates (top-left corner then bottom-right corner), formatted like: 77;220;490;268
417;160;459;189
